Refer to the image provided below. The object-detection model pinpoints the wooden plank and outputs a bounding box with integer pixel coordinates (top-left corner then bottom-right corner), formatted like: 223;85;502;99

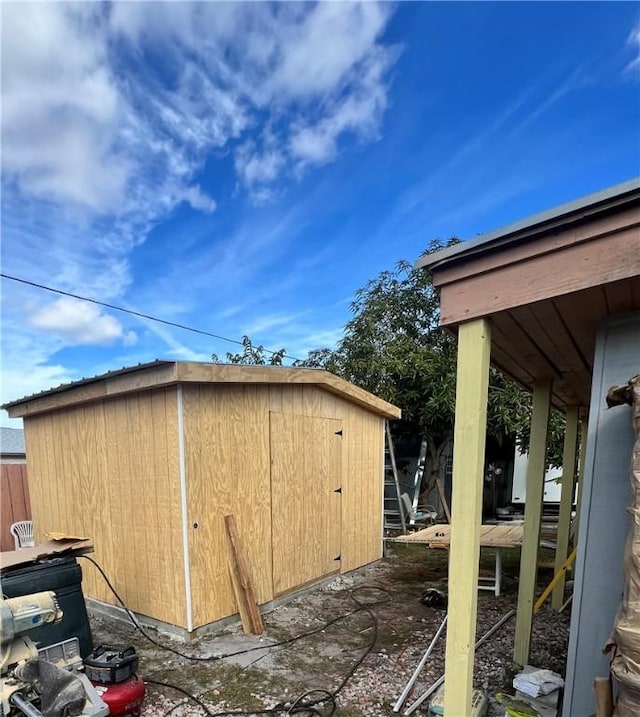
552;406;580;610
225;514;264;634
430;204;640;285
24;390;186;628
604;279;634;315
552;288;609;371
397;523;523;548
510;305;572;372
436;221;640;326
443;318;491;717
488;319;578;408
1;470;14;551
514;380;552;667
176;363;402;419
509;304;589;402
491;312;558;380
536;548;577;614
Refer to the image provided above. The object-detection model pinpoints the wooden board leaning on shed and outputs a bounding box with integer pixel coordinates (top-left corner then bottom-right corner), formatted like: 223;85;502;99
225;515;264;635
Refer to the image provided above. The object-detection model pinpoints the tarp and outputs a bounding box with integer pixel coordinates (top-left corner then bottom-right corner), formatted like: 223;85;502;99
606;375;640;717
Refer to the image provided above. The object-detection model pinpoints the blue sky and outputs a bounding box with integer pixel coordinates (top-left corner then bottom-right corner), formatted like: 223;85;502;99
1;1;639;426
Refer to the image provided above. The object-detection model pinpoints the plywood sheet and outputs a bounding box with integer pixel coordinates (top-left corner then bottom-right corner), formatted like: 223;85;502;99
270;412;342;595
22;389;186;627
183;384;273;628
339;404;385;572
268;387;385;573
396;523;523;549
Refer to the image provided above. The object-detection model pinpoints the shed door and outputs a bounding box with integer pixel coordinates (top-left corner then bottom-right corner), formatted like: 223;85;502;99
270;412;342;596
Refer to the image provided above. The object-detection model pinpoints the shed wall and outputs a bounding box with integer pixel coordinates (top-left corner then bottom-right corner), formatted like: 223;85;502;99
23;389;187;627
266;385;385;573
563;312;640;717
182;384;273;629
182;383;385;629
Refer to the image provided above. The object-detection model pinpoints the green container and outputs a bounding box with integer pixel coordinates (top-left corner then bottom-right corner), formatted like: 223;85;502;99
1;556;93;657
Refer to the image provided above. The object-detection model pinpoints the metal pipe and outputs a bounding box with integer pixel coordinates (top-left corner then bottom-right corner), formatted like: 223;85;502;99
404;609;516;715
403;674;444;715
392;613;447;712
10;692;44;717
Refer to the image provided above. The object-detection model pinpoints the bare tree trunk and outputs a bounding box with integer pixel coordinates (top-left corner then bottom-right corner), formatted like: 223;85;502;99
423;435;449;508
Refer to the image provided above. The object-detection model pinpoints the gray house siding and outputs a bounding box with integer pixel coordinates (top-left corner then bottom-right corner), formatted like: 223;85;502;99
563;312;640;716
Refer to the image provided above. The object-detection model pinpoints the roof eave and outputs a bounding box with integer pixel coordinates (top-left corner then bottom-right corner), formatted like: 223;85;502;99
4;361;401;421
415;177;640;272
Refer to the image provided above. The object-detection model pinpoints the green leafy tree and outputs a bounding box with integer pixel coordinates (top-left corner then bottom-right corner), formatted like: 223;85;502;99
294;238;566;483
216;241;567;485
212;335;286;366
292;348;336;370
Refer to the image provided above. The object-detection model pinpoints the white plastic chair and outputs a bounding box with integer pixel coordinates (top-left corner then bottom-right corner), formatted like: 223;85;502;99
10;520;35;550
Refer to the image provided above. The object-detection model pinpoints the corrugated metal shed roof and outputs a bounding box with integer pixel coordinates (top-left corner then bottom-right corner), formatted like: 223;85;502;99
3;361;401;420
0;427;25;455
2;360;170;408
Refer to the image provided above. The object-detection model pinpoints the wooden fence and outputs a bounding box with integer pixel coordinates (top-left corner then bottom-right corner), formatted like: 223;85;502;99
1;464;31;551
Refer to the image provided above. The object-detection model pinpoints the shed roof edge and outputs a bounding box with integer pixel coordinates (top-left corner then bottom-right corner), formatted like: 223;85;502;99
4;361;401;420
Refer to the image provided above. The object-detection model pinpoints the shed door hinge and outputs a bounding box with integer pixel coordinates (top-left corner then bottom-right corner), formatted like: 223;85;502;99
333;487;342;494
334;429;343;436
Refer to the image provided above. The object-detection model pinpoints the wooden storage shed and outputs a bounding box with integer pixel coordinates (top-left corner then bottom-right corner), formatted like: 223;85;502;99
4;361;400;634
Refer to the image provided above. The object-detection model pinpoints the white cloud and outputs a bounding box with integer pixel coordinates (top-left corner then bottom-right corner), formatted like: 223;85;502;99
28;297;136;346
2;4;127;213
179;185;217;213
235;140;286;192
271;2;391;100
624;23;640;74
289;45;395;168
108;2;397;198
1;2;222;220
243;313;303;336
2;2;397;215
1;2;397;403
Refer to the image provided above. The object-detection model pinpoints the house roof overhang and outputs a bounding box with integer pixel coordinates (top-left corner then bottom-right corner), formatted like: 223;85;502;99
415;178;640;409
3;361;401;420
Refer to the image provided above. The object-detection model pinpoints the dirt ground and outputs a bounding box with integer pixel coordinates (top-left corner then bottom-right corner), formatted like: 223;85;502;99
91;544;571;717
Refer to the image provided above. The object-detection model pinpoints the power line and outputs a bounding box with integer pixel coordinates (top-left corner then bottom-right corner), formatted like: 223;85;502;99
0;272;302;362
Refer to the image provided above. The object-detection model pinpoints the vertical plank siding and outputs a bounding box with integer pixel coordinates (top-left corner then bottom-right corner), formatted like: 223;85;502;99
270;413;342;595
183;384;273;628
23;389;186;627
0;464;31;551
20;380;387;631
267;386;384;574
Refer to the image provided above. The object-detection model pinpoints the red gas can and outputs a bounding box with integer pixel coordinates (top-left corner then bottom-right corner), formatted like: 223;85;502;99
92;676;146;716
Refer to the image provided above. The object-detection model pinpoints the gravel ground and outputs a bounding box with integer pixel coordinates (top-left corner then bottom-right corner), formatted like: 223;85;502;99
91;545;570;717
